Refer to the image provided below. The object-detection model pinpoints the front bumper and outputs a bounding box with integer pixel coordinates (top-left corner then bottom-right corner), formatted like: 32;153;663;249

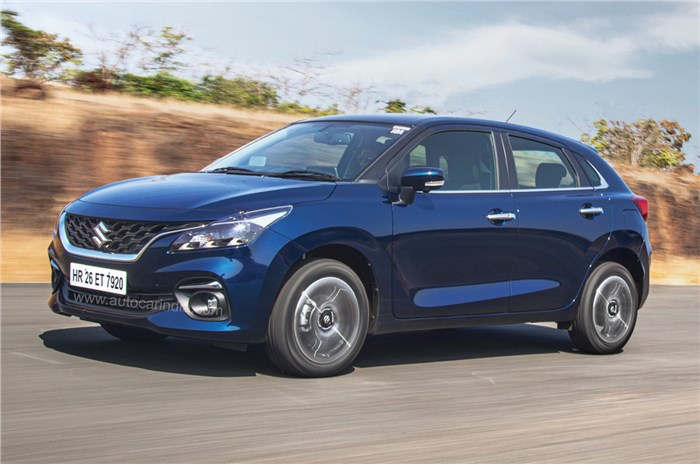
48;225;297;344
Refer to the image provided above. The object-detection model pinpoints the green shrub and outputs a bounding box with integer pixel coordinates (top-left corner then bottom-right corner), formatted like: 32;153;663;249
199;75;278;108
119;73;203;101
276;101;340;116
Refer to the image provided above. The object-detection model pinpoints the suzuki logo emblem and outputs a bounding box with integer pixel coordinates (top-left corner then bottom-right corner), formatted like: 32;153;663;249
92;222;112;249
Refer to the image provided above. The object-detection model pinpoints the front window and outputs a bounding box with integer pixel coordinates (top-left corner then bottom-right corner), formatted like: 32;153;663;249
388;130;499;191
205;122;406;180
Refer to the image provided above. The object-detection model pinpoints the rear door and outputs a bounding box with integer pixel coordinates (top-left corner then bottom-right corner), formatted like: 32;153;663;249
390;126;517;318
505;133;612;312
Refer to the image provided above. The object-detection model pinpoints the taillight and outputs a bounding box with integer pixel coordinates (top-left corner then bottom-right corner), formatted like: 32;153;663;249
632;195;648;222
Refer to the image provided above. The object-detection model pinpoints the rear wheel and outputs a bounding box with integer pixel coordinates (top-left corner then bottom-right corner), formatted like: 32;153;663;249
100;322;168;343
266;259;369;377
570;262;638;354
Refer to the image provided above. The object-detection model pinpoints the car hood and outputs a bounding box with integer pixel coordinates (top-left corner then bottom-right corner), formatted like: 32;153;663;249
69;173;336;221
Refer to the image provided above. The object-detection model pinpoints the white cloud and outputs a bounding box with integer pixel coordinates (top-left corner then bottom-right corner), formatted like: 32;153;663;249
642;5;700;51
327;6;697;106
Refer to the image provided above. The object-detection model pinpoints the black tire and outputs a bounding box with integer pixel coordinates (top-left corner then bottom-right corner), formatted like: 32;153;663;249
570;262;638;354
266;259;369;377
100;322;168;343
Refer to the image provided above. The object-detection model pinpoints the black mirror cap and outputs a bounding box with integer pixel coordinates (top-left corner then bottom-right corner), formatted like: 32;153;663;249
401;166;445;193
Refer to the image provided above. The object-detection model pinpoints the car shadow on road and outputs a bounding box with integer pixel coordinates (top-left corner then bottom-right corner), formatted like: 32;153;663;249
41;323;574;377
40;327;277;377
355;324;575;368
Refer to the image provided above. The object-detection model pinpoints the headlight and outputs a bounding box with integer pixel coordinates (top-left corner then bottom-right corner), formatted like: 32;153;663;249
170;206;292;252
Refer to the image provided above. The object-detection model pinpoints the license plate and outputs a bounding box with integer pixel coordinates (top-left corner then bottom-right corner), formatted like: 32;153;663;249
69;263;127;295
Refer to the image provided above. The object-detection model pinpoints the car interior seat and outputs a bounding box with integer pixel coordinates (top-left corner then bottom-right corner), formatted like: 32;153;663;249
535;163;567;188
443;153;482;190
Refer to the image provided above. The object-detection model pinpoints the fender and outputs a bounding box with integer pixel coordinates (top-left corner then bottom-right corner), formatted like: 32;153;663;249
257;226;393;335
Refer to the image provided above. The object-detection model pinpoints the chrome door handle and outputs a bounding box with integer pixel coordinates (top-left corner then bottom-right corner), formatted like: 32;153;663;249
579;206;604;216
486;212;516;222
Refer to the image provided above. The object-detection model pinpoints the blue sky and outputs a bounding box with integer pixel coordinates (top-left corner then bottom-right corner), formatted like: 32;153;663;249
6;1;700;166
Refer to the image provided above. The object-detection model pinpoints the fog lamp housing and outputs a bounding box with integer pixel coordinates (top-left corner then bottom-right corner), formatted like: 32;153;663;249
189;292;224;318
174;279;229;321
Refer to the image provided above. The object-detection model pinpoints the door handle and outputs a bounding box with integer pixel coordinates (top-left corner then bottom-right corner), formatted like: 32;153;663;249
579;206;604;216
486;212;516;223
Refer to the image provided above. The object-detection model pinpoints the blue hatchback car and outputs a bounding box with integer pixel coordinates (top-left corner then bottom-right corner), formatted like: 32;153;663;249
48;115;651;377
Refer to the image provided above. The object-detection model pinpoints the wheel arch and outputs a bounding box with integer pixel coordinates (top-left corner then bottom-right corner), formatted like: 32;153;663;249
258;228;391;337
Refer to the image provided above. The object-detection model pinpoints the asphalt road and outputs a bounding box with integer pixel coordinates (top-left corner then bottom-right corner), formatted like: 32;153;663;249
2;284;699;463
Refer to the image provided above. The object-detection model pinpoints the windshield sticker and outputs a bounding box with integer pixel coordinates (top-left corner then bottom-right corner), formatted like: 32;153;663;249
249;156;267;167
391;125;411;135
391;126;411;135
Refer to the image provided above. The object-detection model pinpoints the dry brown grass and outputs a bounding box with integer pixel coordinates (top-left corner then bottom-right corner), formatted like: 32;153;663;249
650;255;700;285
0;232;53;282
2;80;298;232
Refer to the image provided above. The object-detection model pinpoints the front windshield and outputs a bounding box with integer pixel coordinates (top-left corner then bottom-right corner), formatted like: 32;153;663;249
204;121;407;180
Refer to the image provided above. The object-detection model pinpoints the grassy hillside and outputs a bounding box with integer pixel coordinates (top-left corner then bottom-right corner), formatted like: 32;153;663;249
2;81;698;283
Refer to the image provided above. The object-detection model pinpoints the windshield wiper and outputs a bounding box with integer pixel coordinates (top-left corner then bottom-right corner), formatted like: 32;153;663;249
206;166;260;175
268;169;341;182
207;167;340;181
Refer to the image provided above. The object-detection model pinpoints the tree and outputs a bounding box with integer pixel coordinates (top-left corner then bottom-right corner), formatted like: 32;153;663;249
84;24;148;87
381;99;407;113
69;24;148;91
412;105;437;115
138;26;191;74
380;99;437;114
337;81;374;113
1;10;82;81
581;118;691;170
265;54;335;102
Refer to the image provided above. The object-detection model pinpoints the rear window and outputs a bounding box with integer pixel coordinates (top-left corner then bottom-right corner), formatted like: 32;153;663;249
509;136;579;189
577;156;604;187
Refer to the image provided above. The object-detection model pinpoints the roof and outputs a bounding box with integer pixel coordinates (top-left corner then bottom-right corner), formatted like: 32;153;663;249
305;113;595;155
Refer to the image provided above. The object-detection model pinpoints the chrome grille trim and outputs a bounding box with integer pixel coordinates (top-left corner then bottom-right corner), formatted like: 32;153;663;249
59;213;205;262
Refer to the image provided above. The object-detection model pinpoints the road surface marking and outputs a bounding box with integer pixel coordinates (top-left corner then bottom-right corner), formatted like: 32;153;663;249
12;351;62;365
471;371;496;385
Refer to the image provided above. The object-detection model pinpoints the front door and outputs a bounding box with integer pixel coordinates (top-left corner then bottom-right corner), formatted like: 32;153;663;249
390;128;517;318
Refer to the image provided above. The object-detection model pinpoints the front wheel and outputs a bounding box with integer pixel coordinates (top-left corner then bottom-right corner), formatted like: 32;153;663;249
265;259;369;377
569;262;638;354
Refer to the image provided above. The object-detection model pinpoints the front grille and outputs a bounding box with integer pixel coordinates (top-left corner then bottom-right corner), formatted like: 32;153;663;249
64;284;179;314
65;214;203;254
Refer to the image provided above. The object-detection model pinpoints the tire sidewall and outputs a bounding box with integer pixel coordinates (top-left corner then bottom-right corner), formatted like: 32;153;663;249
577;262;639;353
269;258;369;377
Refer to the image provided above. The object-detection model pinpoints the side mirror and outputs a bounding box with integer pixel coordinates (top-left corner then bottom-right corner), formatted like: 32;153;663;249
394;167;445;205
